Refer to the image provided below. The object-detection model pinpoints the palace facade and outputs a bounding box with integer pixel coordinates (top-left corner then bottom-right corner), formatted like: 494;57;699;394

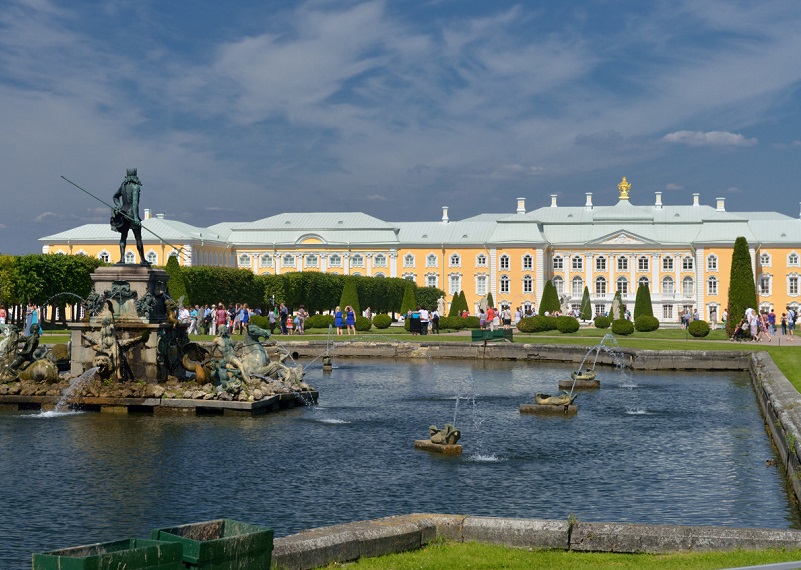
40;178;801;322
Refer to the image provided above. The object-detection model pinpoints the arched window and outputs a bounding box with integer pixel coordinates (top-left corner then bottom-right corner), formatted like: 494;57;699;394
638;276;650;289
500;274;510;293
552;256;563;270
662;276;674;295
682;276;695;296
259;254;272;267
427;253;438;268
616;276;628;294
499;254;510;270
98;251;110;263
403;272;416;281
329;254;342;267
596;256;606;271
662;256;673;271
572;256;583;271
426;274;437;288
477;254;487;267
638;256;649;271
706;254;718;271
707;276;718;295
351;254;364;267
403;254;415;268
282;254;295;268
595;276;607;295
146;251;158;264
449;253;461;267
789;252;800;267
571;276;584;297
759;274;771;295
449;274;461;294
374;272;386;278
682;256;694;271
522;254;533;270
125;250;136;264
788;274;799;296
553;276;564;295
523;275;533;293
760;252;771;267
476;275;487;295
238;254;251;267
617;256;628;271
374;253;387;267
306;254;318;268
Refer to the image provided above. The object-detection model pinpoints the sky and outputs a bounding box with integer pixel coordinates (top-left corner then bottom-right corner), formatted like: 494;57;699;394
2;0;801;254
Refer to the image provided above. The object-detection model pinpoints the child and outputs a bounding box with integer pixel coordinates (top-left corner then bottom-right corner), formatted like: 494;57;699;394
286;314;294;334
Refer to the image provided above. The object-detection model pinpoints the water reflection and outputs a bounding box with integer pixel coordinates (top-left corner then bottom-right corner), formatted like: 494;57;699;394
0;359;797;568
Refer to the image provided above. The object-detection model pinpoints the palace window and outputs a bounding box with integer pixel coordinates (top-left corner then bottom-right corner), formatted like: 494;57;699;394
238;254;251;267
98;251;110;263
499;254;510;270
572;276;584;297
759;274;771;296
500;275;510;294
596;256;606;272
662;256;673;271
789;252;800;267
374;253;387;267
638;277;650;289
595;304;606;317
790;275;799;296
760;252;771;267
351;254;364;267
477;254;487;267
682;276;695;296
616;276;628;295
523;275;533;294
306;254;318;268
403;254;415;268
663;305;674;320
595;276;607;295
682;256;694;271
125;250;136;264
374;272;386;278
146;251;158;264
662;276;674;295
617;256;628;271
450;274;461;294
571;256;583;271
707;254;718;271
329;254;342;267
552;256;563;270
403;273;416;282
449;253;461;267
282;254;295;268
427;254;438;268
522;254;533;271
426;274;438;288
259;254;273;268
638;256;649;271
553;276;564;295
476;275;487;296
707;276;718;296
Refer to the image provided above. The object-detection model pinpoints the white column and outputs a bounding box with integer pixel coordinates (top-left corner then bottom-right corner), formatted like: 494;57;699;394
608;255;614;295
343;253;350;275
390;250;398;278
365;253;373;276
320;253;328;273
629;254;636;297
535;248;545;300
696;247;705;316
490;248;497;299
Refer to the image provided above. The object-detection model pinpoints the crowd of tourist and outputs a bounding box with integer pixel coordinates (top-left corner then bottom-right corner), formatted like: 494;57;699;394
731;306;796;342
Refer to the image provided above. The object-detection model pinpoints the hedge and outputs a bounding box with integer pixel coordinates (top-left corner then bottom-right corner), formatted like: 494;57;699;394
556;316;580;333
688;320;711;337
306;314;335;329
355;316;372;331
372;314;392;329
250;315;270;329
634;315;660;332
439;316;468;330
611;318;634;335
594;316;611;329
517;316;557;333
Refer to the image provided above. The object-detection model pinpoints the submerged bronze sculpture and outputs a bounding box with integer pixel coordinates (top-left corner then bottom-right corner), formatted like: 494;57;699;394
111;168;148;265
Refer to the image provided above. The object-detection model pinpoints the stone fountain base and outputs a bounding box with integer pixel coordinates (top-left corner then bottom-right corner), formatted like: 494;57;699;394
414;440;462;455
558;379;600;390
520;403;578;415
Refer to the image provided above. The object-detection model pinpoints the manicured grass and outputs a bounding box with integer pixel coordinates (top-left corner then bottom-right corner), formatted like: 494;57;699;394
329;541;801;569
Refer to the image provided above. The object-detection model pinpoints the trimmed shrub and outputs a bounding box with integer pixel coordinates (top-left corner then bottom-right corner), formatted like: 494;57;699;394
400;282;416;315
688;320;711;337
634;315;660;332
517;316;557;333
726;236;758;337
250;315;270;329
355;316;372;331
594;316;611;329
556;316;580;333
372;314;392;329
539;280;560;316
439;316;468;330
611;318;634;336
339;277;361;316
579;286;592;321
633;283;654;319
463;316;480;329
305;314;335;329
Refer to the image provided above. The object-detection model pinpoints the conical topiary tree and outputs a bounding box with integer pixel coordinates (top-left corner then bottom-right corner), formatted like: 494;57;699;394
633;283;654;319
726;236;757;337
339;276;361;316
487;291;494;308
448;290;462;317
579;286;592;321
400;280;416;315
459;290;468;315
165;255;190;306
539;280;561;315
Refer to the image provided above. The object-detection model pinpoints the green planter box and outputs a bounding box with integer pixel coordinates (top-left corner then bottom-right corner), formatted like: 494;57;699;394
33;538;183;570
150;519;273;570
471;329;513;342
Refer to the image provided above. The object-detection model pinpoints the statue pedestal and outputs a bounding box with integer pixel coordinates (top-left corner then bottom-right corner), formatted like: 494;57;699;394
520;403;578;416
558;379;600;390
414;440;462;455
88;265;169;324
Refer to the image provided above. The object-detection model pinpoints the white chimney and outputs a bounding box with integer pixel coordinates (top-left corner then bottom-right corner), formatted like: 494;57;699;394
156;213;165;219
144;208;152;220
654;192;663;209
716;197;726;212
585;193;593;210
442;206;449;224
692;193;700;207
516;197;526;214
550;194;558;208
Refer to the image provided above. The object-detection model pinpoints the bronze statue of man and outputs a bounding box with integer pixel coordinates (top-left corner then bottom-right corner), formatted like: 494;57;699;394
111;168;148;264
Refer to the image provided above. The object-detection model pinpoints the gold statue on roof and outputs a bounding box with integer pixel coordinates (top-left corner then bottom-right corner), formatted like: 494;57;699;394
618;176;631;201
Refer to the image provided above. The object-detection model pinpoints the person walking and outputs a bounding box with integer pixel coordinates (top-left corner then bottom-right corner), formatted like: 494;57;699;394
431;308;440;334
334;306;344;335
345;305;356;335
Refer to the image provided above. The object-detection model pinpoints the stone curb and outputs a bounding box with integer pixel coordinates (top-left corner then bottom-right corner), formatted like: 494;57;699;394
272;514;801;569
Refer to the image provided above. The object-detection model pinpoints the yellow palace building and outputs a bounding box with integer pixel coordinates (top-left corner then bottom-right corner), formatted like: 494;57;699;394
40;178;801;322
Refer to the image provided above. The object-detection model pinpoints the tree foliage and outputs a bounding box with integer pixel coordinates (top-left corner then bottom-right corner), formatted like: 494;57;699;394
487;292;494;308
579;286;592;321
539;280;560;315
633;283;654;319
339;276;360;316
165;255;190;306
726;236;757;337
183;266;262;308
400;281;417;315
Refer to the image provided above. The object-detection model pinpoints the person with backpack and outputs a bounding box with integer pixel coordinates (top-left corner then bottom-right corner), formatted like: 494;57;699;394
787;306;796;340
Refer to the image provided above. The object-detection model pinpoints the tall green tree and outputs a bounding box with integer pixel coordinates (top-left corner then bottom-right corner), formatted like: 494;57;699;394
339;276;360;316
487;292;494;308
579;286;592;321
416;286;446;311
459;291;469;314
400;281;416;315
726;236;757;336
633;283;654;318
165;255;190;306
539;280;560;315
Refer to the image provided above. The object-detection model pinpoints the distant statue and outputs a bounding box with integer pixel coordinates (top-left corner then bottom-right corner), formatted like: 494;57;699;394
437;296;446;315
210;325;250;383
478;296;489;312
611;295;622;321
559;294;571;315
1;324;40;381
429;423;461;445
111;168;148;265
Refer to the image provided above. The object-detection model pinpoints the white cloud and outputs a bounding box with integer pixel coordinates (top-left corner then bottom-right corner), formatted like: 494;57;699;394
665;183;683;191
661;131;758;147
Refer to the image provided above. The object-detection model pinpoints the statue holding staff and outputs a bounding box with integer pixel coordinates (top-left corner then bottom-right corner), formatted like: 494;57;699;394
111;168;148;265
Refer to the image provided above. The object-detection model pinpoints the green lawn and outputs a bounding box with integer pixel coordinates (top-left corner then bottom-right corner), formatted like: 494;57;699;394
326;540;801;569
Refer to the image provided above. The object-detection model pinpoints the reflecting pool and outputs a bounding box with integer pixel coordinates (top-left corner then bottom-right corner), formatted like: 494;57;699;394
0;358;796;568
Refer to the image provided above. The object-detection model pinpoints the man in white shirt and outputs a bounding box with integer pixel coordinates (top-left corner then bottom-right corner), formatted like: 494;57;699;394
419;307;430;335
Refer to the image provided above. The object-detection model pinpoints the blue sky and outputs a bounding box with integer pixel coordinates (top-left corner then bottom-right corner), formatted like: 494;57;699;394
2;0;801;254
